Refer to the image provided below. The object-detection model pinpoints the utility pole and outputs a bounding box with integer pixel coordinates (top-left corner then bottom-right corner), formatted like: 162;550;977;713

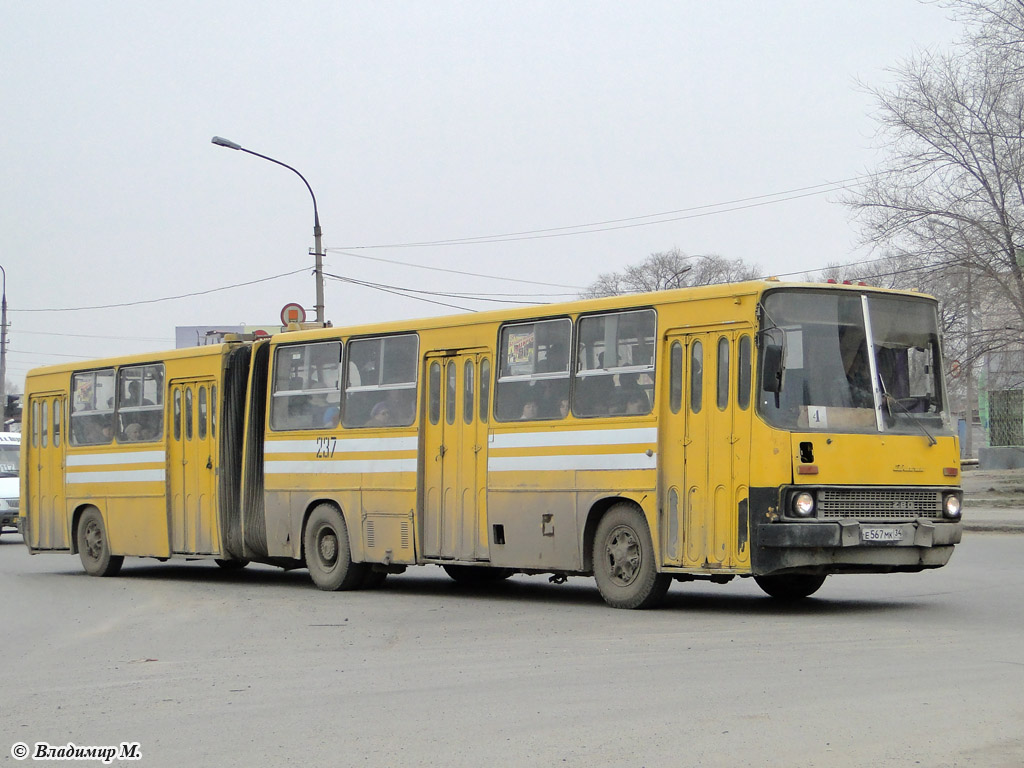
0;265;7;431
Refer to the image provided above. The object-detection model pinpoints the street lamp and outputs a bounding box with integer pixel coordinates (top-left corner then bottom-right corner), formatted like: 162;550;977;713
211;136;325;326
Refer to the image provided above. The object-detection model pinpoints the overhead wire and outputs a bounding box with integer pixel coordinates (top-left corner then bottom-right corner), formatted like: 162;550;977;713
333;176;871;249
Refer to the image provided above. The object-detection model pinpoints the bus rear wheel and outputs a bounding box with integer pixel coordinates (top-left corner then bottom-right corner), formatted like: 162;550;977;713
754;573;827;600
303;504;366;591
76;508;123;577
592;504;670;609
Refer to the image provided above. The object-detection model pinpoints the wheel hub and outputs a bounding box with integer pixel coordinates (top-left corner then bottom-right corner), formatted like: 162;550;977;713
605;525;641;586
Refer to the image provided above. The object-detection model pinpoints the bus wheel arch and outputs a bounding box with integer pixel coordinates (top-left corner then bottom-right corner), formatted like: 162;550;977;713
74;505;124;577
590;501;670;609
301;501;367;591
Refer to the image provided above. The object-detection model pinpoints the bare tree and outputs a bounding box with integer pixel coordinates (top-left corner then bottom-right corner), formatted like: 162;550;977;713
846;0;1024;424
582;248;760;298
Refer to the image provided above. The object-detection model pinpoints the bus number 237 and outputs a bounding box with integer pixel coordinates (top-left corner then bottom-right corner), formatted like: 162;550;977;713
316;437;337;459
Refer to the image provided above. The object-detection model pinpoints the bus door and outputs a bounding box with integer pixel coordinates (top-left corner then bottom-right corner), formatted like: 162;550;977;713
422;350;490;561
27;393;68;549
168;379;218;554
662;328;751;570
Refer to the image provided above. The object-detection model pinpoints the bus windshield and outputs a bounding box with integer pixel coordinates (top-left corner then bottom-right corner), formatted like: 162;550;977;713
757;289;952;436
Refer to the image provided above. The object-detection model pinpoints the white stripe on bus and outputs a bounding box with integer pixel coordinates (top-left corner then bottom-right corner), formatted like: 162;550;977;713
487;452;656;472
65;469;166;484
264;458;418;475
66;451;166;466
489;427;656;450
264;436;418;454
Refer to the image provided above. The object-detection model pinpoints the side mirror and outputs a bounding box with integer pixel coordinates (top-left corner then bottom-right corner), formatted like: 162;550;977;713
761;344;784;406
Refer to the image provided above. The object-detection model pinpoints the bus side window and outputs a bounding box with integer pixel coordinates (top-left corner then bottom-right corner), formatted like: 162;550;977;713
70;368;115;445
495;317;570;421
429;362;441;425
198;386;208;440
574;309;656;417
479;359;490;423
717;336;730;411
41;401;48;448
271;341;342;431
690;341;703;414
464;360;475;425
670;341;683;414
737;335;751;410
343;334;417;428
173;389;182;441
53;399;61;447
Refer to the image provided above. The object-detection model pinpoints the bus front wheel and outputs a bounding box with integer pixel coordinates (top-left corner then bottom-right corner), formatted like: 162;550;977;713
303;504;366;591
754;573;827;600
76;508;123;577
592;504;670;609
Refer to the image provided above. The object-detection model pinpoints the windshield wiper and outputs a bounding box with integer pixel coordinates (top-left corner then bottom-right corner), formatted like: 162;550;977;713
881;391;937;446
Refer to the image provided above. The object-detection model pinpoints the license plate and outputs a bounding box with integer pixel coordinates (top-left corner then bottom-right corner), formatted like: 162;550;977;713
862;527;904;543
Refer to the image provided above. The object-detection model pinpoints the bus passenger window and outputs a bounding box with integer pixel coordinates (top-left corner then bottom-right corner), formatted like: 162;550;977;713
670;342;683;414
117;363;164;442
271;341;342;431
690;341;703;413
480;359;490;423
495;317;570;421
429;362;441;425
343;334;417;428
737;335;751;410
70;369;115;445
717;337;730;411
574;309;655;417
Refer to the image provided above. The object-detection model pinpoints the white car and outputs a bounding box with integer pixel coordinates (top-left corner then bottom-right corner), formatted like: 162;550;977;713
0;432;20;537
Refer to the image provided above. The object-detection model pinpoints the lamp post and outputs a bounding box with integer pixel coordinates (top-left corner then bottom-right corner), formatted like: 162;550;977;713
0;264;7;430
211;136;325;326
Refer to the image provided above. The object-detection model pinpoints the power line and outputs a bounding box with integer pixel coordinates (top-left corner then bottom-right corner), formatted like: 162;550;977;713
326;249;584;289
323;273;476;312
324;272;549;307
16;329;172;342
11;268;308;313
334;176;869;250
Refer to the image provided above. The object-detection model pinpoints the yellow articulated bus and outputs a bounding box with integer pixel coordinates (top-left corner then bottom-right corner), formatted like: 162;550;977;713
21;280;963;608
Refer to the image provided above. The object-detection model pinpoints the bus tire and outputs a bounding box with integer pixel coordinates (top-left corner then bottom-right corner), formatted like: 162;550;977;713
215;558;250;571
76;507;124;577
442;564;514;584
592;504;670;609
754;573;827;600
304;504;366;591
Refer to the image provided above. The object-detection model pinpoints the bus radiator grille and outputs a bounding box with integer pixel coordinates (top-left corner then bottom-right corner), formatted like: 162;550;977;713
817;489;942;520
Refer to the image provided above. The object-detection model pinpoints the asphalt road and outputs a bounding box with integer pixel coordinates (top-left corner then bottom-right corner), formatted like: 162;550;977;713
2;532;1022;768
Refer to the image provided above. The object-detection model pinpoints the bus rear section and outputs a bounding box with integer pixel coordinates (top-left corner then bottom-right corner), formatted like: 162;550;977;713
21;344;252;574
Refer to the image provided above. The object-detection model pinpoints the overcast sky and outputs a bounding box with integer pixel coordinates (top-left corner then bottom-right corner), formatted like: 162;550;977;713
1;1;962;385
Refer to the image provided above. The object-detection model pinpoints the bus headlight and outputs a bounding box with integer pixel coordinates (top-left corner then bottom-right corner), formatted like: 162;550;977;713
792;491;816;517
943;494;962;519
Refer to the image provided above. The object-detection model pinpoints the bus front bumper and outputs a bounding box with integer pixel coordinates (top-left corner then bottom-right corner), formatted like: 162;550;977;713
753;519;962;574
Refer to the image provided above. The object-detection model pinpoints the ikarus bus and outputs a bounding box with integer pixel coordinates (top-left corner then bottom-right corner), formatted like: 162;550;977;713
20;280;962;608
